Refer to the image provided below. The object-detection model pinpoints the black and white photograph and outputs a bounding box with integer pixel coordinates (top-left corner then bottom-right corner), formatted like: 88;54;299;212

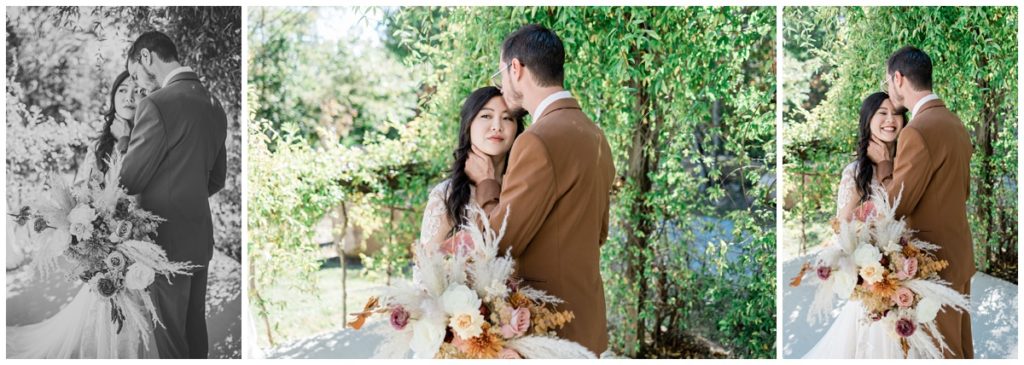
5;6;241;359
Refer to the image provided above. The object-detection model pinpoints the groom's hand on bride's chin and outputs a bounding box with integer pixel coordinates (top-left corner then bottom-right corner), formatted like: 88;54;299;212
867;139;892;164
465;146;494;185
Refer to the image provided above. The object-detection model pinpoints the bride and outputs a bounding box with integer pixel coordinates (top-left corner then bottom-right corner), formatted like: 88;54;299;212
7;70;159;359
418;86;524;252
75;71;147;184
803;91;908;358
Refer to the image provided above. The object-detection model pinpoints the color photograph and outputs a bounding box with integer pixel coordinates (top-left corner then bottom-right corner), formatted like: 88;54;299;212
245;6;776;359
781;6;1018;359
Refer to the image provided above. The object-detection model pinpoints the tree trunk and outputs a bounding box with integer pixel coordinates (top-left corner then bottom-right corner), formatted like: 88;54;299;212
386;206;395;286
335;202;350;328
974;53;995;271
622;20;663;355
249;260;275;346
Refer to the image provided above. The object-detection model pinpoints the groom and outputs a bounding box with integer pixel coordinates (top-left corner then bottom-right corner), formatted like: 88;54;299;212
120;31;228;359
465;24;615;355
870;46;974;358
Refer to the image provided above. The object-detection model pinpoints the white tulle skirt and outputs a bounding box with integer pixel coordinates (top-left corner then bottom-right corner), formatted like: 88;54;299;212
803;300;905;359
6;284;159;359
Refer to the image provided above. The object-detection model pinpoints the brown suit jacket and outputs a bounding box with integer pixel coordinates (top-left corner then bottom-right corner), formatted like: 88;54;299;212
876;98;974;358
475;97;614;355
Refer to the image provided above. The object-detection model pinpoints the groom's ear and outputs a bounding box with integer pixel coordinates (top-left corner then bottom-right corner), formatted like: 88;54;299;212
138;49;152;67
510;58;524;81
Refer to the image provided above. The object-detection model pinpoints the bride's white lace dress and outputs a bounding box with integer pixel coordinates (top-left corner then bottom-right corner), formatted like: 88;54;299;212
6;283;159;358
802;162;904;359
418;179;481;250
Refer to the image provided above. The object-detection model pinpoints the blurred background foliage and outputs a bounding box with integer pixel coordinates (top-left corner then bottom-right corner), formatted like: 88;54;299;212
247;6;776;358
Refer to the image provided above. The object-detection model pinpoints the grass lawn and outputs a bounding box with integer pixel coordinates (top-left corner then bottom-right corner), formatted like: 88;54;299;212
780;215;832;261
253;260;392;349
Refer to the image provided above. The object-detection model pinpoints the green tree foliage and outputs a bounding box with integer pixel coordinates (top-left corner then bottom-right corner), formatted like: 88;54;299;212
248;7;419;145
247;7;776;357
6;6;242;259
246;8;431;346
783;7;1017;281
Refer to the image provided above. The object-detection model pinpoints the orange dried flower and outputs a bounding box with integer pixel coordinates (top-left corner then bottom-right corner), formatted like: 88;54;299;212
508;291;533;309
902;241;921;258
462;324;504;359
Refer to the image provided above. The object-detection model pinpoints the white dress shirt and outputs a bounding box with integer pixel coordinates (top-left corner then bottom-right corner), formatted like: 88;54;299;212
910;93;939;121
162;66;194;88
533;90;573;118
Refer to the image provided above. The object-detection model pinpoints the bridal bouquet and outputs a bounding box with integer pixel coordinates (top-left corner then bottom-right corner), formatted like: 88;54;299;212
9;152;196;347
790;184;969;358
348;206;595;359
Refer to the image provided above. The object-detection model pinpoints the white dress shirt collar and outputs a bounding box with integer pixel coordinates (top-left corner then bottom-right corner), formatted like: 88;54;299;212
162;66;194;88
533;90;573;119
911;93;939;121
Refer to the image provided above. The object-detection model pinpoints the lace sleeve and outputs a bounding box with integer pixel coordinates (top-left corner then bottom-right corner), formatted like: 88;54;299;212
418;183;453;253
835;163;860;220
73;144;98;187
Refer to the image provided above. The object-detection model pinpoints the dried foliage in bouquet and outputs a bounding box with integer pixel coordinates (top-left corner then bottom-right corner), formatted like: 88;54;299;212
790;184;969;358
348;206;595;359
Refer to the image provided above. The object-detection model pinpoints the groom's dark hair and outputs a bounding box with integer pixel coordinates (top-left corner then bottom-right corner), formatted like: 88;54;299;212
127;31;179;65
887;46;932;91
501;24;565;87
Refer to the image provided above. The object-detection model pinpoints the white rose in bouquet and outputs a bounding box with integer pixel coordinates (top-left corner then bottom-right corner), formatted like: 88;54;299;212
852;243;882;267
124;263;156;290
915;296;941;323
410;317;445;359
67;204;97;240
832;270;857;299
859;262;885;285
441;284;485;340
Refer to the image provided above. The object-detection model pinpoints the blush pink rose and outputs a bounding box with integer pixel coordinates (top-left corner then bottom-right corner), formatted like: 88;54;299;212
891;287;915;308
500;307;531;339
899;257;919;280
498;348;522;359
854;201;876;222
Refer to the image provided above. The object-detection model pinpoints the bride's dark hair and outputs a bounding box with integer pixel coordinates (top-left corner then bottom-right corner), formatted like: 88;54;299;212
95;71;133;174
855;91;907;202
443;86;525;234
